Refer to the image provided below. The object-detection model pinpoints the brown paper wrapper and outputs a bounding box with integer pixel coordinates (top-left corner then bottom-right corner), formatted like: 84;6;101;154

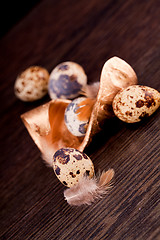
21;57;138;166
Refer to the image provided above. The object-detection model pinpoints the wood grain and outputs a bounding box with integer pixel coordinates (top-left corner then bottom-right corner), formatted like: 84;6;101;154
0;0;42;37
0;0;160;239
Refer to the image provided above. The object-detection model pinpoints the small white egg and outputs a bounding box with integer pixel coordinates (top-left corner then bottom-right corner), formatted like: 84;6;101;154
53;148;94;187
14;66;49;101
112;85;160;123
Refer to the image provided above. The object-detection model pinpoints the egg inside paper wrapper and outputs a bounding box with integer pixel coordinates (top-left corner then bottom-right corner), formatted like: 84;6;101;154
113;85;160;123
48;61;87;100
53;148;94;187
64;97;95;137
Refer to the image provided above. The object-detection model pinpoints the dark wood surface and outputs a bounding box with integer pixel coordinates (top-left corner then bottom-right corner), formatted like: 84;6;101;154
0;0;160;239
0;0;42;38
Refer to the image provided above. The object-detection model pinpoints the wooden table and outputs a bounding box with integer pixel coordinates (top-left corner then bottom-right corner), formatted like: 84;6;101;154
0;0;160;239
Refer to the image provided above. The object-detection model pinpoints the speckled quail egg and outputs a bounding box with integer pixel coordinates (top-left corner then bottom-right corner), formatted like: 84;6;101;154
48;61;87;99
53;148;94;187
64;97;95;137
14;66;49;101
112;85;160;123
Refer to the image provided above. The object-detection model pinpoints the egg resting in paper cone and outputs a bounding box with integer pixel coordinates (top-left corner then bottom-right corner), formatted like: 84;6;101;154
21;57;138;166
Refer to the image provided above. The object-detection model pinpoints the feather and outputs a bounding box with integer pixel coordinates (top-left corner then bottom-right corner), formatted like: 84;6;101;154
98;169;115;188
81;82;100;99
41;138;54;167
76;98;96;121
64;169;115;206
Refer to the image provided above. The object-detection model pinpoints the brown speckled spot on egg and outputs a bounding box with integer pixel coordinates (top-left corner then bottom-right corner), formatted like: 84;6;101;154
70;74;77;81
141;87;147;91
58;64;69;71
136;100;144;108
57;155;70;164
55;165;61;175
82;152;88;160
73;154;82;160
15;88;21;93
144;92;156;108
125;111;132;116
54;148;70;164
27;91;32;94
76;170;80;174
69;172;76;178
65;148;74;153
116;105;119;111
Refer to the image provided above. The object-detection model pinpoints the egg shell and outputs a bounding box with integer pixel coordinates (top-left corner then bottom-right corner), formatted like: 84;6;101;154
14;66;49;101
48;61;87;99
53;148;94;187
64;97;95;137
112;85;160;123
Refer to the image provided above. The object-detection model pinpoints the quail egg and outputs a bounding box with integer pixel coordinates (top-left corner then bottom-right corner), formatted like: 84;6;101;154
64;97;95;137
48;61;87;99
14;66;49;101
53;148;94;187
112;85;160;123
